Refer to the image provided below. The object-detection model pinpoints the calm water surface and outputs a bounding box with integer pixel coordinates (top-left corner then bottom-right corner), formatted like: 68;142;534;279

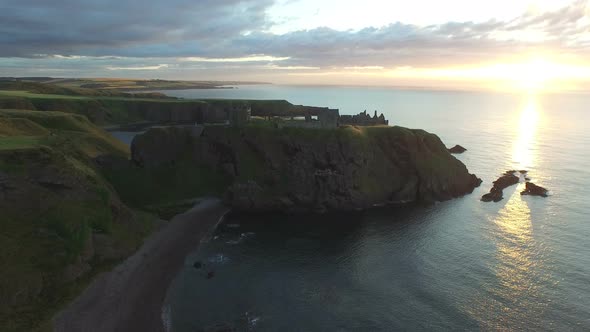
158;86;589;331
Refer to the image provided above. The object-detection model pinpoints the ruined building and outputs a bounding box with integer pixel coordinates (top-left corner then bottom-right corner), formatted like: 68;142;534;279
160;99;387;129
339;110;388;126
280;107;340;129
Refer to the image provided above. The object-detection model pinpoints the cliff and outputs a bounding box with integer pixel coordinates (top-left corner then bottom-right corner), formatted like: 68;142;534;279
131;125;481;213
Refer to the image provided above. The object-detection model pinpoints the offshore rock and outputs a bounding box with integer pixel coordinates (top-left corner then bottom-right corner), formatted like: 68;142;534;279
481;188;504;203
481;171;520;202
521;182;548;197
448;145;467;154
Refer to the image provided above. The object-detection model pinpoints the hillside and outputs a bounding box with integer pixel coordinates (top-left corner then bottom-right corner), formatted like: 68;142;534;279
0;109;157;331
0;80;174;99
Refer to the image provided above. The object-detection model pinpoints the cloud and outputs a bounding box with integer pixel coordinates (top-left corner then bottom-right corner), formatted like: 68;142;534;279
106;64;169;71
181;55;290;63
0;0;274;57
1;0;589;80
235;1;590;68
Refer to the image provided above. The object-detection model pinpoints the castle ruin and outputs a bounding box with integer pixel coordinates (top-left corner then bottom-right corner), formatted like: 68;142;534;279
339;110;388;126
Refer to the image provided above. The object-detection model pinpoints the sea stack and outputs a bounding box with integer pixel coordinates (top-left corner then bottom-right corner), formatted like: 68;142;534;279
521;182;549;197
448;145;467;154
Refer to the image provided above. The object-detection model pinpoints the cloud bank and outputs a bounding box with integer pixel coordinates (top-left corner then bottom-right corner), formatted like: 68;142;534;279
1;0;589;84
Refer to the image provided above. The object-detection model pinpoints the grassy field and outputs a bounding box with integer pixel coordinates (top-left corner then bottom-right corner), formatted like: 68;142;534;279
0;90;191;102
0;79;211;97
8;77;266;91
0;136;44;150
0;109;129;156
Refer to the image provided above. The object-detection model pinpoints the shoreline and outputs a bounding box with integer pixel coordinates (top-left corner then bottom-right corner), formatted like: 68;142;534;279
53;198;230;332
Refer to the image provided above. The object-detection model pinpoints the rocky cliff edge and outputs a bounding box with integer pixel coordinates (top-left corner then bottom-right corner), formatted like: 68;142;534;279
131;125;482;213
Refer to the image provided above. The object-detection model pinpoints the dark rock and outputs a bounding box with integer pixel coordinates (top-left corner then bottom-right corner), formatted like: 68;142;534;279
521;182;548;197
481;189;504;202
207;271;215;279
193;261;203;269
481;172;520;203
493;173;520;189
448;145;467;154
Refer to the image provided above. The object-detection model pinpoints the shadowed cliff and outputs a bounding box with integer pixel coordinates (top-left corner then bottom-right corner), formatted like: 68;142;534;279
131;125;482;213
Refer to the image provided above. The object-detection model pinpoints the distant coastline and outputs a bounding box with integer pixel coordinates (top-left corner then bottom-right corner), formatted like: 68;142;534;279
0;77;271;92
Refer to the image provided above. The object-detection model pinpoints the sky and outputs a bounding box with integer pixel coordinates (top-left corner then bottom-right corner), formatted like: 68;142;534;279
1;0;590;91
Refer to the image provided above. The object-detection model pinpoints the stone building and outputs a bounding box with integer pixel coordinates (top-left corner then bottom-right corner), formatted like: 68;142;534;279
340;110;388;126
229;105;251;127
318;108;340;128
280;107;340;129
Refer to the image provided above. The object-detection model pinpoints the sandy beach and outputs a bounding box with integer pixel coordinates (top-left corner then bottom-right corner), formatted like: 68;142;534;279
53;199;229;332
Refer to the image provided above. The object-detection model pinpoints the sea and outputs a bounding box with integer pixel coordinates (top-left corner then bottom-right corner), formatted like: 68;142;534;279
123;85;589;331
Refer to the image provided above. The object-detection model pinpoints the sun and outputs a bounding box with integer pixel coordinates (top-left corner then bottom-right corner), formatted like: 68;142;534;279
515;58;554;92
384;55;590;92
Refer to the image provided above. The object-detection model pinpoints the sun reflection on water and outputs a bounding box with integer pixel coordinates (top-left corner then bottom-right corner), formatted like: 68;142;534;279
512;95;540;170
492;195;538;297
467;96;551;329
467;188;551;329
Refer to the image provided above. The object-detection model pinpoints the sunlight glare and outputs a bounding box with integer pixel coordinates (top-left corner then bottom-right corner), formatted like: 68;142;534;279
518;59;551;92
513;96;539;169
385;57;590;92
466;187;549;329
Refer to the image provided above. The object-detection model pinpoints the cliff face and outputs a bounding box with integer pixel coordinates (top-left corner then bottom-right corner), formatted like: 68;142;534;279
132;125;481;212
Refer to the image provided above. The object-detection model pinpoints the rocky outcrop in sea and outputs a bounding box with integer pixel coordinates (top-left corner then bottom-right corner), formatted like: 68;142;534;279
481;171;521;202
521;182;548;197
482;170;549;202
448;145;467;154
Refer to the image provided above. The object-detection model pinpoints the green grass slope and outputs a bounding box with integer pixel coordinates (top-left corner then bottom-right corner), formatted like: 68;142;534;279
0;109;156;331
0;91;209;125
